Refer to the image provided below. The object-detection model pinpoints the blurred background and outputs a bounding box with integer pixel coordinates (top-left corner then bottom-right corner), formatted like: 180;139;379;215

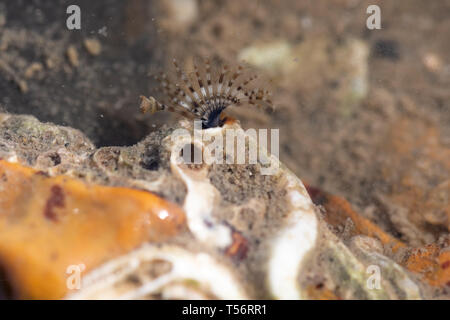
0;0;449;246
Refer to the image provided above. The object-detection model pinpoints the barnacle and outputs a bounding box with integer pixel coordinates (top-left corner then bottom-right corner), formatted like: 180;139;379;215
140;57;274;128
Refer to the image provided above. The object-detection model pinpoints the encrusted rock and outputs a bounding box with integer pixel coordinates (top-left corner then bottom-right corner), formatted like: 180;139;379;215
0;113;443;299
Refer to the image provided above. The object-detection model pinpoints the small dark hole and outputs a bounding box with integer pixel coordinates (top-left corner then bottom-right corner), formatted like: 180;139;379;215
329;80;339;89
140;146;160;171
252;18;263;28
49;153;61;166
211;23;223;38
372;39;400;60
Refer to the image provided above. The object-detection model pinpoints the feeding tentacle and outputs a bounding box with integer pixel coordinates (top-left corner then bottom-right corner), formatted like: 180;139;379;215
141;57;274;128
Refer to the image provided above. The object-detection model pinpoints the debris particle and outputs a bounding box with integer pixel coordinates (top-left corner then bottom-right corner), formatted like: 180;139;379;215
423;53;442;72
18;80;28;93
98;26;108;37
238;40;293;73
45;58;55;69
84;38;102;56
165;0;198;28
66;45;79;67
24;62;44;79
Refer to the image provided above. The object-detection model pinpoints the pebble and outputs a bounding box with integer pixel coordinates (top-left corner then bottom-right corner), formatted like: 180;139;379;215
84;38;102;56
24;62;44;79
66;45;80;67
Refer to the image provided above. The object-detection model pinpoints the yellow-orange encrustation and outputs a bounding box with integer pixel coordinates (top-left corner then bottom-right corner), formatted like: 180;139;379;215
405;244;450;288
0;160;186;299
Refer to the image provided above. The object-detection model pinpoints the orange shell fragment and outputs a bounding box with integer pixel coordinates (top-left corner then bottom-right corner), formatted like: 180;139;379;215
225;230;249;261
305;184;405;252
306;284;341;300
0;160;186;299
306;184;450;289
404;243;450;288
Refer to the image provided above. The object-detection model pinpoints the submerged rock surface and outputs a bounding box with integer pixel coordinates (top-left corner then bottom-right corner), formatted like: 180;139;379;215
0;113;446;299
